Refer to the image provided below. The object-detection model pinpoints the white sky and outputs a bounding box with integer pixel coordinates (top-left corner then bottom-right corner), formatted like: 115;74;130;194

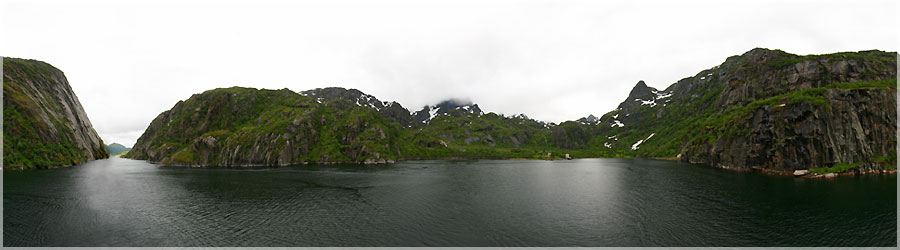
3;0;897;148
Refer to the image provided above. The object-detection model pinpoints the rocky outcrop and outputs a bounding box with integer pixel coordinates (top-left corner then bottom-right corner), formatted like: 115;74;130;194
682;88;896;172
3;57;109;169
712;49;895;109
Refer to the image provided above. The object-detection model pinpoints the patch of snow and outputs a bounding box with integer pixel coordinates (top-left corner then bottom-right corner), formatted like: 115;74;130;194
640;99;657;107
656;92;672;99
607;135;618;140
429;106;439;121
611;120;625;128
612;114;619;119
631;139;644;150
631;133;655;150
604;142;612;148
700;76;706;80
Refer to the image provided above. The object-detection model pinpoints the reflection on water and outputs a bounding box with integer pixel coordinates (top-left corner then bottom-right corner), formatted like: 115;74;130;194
4;157;896;246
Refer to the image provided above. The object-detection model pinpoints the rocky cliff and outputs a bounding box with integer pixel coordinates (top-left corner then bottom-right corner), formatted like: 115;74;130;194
594;48;897;173
3;57;109;169
682;87;896;172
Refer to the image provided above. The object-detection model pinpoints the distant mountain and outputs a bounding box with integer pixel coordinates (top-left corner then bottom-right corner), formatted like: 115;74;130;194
126;48;897;174
106;143;131;156
3;58;109;169
412;98;484;124
576;114;599;125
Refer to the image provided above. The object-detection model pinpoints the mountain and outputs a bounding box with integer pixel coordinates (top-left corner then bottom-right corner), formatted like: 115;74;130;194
3;57;109;169
126;48;897;174
106;143;131;156
300;87;414;127
126;87;586;166
412;98;484;124
593;48;897;173
403;108;558;159
126;87;408;166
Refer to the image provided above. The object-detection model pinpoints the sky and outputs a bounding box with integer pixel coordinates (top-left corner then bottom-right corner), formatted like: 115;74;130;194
2;0;898;148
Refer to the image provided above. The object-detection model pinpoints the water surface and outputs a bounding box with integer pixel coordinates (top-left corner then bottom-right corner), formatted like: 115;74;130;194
4;157;896;246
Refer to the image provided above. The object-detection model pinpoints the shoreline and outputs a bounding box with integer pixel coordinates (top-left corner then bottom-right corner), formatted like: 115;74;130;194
6;156;898;178
710;164;898;178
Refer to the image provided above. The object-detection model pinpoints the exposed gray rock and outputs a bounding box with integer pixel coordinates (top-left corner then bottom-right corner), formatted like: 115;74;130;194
3;58;109;168
683;88;897;172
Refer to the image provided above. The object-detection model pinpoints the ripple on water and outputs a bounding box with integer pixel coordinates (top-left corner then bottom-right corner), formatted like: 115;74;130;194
4;158;896;247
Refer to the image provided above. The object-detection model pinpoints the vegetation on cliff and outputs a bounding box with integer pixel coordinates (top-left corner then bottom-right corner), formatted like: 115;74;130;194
3;58;109;169
593;49;897;173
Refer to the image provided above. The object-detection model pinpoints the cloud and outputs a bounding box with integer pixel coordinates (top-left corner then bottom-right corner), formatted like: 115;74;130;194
3;0;897;147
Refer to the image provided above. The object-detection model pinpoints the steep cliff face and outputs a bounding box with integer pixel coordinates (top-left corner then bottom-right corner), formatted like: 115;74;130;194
682;87;896;172
3;58;109;169
594;48;897;172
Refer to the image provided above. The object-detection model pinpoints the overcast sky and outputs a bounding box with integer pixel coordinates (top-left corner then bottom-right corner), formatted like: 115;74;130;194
3;0;897;148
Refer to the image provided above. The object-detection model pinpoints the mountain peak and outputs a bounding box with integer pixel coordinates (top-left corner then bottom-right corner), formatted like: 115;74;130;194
412;98;484;124
627;80;656;100
635;80;647;87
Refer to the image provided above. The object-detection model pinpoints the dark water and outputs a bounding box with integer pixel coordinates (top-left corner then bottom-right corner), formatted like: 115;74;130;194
3;157;896;247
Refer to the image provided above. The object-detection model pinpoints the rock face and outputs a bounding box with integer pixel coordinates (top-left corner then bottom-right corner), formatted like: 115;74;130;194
682;88;896;172
595;48;897;172
3;58;109;168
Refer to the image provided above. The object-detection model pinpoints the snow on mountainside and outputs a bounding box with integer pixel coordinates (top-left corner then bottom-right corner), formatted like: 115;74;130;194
412;98;484;124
